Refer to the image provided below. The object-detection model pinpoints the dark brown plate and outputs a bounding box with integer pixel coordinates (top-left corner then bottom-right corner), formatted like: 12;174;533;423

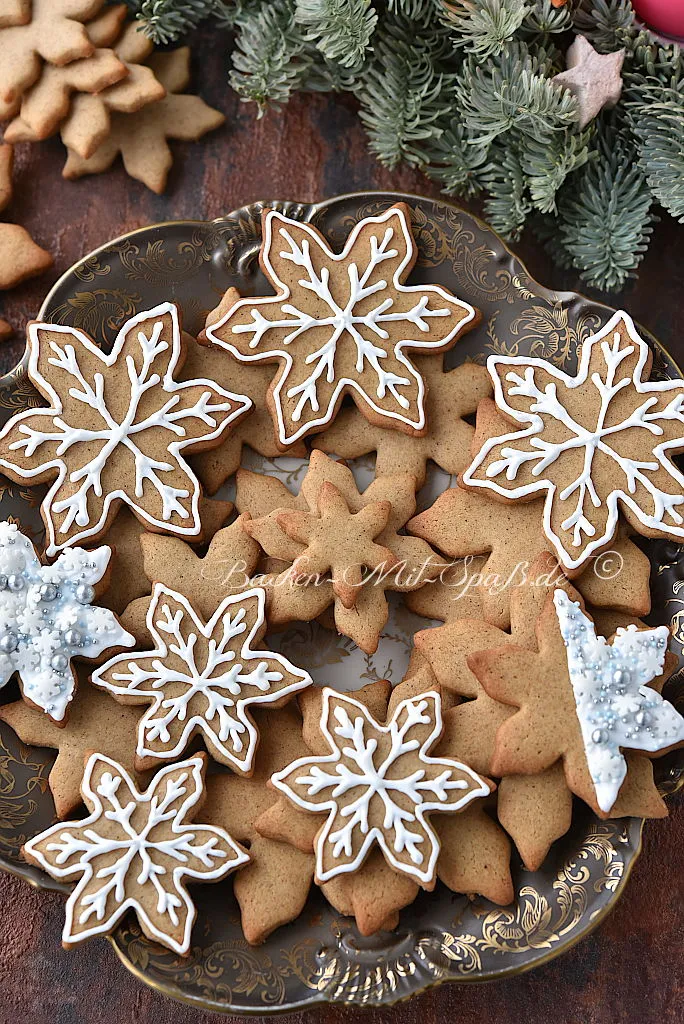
0;192;682;1014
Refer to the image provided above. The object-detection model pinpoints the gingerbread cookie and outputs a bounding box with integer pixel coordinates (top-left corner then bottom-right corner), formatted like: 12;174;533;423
239;450;438;653
22;752;249;953
92;584;312;773
468;566;684;818
0;674;148;818
0;521;133;722
0;1;31;30
462;311;684;572
62;48;225;193
99;498;233;615
202;703;315;945
60;17;167;160
0;302;251;555
0;0;101;114
271;684;490;886
315;358;492;486
4;6;127;142
0;143;52;290
202;204;479;448
187;292;307;494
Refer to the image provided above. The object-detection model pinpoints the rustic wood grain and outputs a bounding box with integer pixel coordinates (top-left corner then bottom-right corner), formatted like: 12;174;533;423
0;28;682;1024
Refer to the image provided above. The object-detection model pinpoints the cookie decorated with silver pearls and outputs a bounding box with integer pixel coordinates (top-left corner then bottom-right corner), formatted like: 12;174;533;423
0;521;134;722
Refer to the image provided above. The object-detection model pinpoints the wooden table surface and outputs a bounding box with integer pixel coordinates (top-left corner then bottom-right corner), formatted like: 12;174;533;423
0;32;682;1024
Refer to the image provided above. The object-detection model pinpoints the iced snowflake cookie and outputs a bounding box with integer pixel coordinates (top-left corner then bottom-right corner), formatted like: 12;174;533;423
270;684;490;888
238;450;438;654
409;398;652;628
22;752;249;953
202;203;479;448
0;302;251;555
462;311;684;572
257;677;512;936
468;564;684;818
92;584;312;773
0;522;133;722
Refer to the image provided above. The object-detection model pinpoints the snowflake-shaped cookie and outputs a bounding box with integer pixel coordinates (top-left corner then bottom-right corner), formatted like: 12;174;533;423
22;753;248;953
92;585;312;773
462;311;684;571
0;302;251;555
271;688;489;886
553;589;684;812
0;521;133;721
204;204;478;446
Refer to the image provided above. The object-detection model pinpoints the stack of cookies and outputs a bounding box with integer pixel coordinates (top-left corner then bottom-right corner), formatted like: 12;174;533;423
0;1;223;193
0;202;682;953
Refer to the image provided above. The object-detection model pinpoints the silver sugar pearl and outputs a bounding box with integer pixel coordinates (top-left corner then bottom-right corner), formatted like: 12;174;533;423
7;573;25;592
635;710;650;728
50;653;69;672
0;631;19;654
39;583;58;602
75;583;94;604
592;728;609;744
0;574;7;590
63;628;82;647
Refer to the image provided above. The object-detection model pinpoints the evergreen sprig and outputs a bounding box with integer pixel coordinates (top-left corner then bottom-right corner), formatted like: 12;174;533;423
122;0;684;291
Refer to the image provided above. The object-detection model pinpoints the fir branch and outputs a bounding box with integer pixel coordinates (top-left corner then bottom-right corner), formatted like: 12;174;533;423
123;0;229;41
230;0;311;114
295;0;377;70
455;41;577;146
357;16;455;168
629;93;684;221
481;143;531;238
556;121;655;289
424;116;490;195
572;0;635;53
522;0;571;37
442;0;530;59
520;127;592;213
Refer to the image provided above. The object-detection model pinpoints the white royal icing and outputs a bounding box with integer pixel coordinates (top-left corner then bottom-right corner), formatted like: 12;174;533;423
554;588;684;813
0;522;134;720
23;753;248;953
205;207;477;445
271;688;489;884
462;311;684;571
0;302;252;555
92;585;312;771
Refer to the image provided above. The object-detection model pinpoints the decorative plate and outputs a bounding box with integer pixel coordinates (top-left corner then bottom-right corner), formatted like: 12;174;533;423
0;192;682;1014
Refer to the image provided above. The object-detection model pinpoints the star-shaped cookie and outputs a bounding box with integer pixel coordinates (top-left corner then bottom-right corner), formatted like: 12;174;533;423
271;684;489;886
238;450;438;653
22;752;249;953
0;676;147;818
0;143;52;290
315;358;492;486
553;35;624;129
202;703;315;944
93;584;312;773
203;204;479;448
0;302;251;555
62;48;225;194
467;559;682;819
414;554;674;867
462;312;684;573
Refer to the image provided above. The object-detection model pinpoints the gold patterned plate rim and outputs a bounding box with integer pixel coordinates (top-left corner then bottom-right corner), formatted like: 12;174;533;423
0;191;681;1014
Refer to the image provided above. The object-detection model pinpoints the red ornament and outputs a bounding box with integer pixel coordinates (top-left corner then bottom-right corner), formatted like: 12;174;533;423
632;0;684;40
